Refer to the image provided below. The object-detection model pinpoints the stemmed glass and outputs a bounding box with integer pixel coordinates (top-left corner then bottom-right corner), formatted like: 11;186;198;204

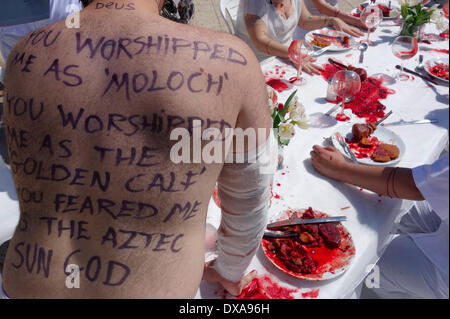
391;36;419;79
330;70;361;120
360;5;383;46
288;40;312;86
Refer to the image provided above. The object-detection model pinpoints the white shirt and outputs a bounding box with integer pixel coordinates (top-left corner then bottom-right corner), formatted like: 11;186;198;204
0;0;82;81
411;154;449;276
235;0;303;61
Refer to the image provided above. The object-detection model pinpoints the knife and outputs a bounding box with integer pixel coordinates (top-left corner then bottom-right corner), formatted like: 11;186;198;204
263;231;299;239
381;119;439;126
267;216;347;230
395;65;438;85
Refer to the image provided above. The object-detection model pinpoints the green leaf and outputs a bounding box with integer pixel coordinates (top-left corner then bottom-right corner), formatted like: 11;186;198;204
401;5;409;19
279;90;297;119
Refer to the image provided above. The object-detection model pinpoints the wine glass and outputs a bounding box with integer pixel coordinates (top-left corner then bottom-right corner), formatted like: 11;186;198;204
330;70;361;120
391;36;419;79
288;40;312;86
360;5;383;46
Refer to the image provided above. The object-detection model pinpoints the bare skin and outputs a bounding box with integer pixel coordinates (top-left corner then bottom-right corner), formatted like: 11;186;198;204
310;145;424;201
310;0;367;30
2;0;271;298
244;0;363;74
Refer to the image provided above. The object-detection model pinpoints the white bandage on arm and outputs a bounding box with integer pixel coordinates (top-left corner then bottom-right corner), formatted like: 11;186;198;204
213;131;276;282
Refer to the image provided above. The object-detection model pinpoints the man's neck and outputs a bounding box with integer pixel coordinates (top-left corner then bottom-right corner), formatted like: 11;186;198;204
90;0;163;13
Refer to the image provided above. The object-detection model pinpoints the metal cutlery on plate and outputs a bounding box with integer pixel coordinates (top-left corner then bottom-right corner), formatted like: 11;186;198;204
264;216;347;238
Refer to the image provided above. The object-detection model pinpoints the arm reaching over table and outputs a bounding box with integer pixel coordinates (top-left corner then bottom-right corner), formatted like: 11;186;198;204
309;0;367;31
310;145;424;200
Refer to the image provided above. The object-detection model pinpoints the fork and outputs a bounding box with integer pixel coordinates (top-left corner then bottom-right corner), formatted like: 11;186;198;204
335;132;359;164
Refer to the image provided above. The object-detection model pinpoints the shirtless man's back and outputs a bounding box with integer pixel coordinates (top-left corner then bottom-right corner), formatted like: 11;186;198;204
2;0;271;298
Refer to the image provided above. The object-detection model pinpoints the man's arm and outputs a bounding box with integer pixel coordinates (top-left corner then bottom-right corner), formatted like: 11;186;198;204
310;145;424;200
244;13;323;74
202;42;274;296
311;0;367;30
299;1;364;37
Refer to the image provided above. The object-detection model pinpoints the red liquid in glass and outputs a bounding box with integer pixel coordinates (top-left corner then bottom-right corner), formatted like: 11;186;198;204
394;48;418;60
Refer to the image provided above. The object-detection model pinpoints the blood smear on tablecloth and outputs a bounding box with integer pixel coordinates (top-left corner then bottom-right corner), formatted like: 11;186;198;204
266;78;289;93
321;64;396;122
399;74;414;81
430;48;450;54
335;113;350;122
301;289;320;299
237;275;298;299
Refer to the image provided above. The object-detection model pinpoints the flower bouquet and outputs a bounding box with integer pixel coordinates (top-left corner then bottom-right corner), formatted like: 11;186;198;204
399;0;448;38
267;87;309;169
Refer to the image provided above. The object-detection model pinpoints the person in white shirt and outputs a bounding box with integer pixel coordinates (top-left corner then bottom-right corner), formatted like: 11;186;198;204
235;0;363;67
310;145;449;299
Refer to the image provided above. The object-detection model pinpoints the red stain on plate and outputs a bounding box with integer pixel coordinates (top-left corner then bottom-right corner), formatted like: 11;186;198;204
237;275;298;299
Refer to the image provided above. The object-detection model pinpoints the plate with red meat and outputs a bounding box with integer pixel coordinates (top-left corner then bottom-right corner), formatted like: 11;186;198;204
262;208;355;281
331;123;406;166
305;28;355;52
424;57;449;83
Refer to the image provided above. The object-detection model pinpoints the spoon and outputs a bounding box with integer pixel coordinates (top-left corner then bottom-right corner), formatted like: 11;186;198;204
416;54;424;72
358;43;368;64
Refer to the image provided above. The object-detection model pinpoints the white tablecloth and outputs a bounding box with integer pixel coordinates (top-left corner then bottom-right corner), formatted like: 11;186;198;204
197;15;449;299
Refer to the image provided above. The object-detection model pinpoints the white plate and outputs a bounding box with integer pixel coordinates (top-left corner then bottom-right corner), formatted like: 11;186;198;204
262;208;355;281
331;123;406;166
305;28;354;52
424;57;449;83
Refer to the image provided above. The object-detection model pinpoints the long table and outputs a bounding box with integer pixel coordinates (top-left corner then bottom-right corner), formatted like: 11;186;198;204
196;9;449;299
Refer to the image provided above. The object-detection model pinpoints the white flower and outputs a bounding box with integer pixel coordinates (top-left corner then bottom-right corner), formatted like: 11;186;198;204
278;122;296;141
435;17;449;31
266;85;278;109
286;95;298;111
430;8;444;23
289;100;310;129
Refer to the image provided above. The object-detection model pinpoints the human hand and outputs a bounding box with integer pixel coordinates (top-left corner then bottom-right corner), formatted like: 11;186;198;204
342;14;368;31
202;260;257;296
310;145;350;181
301;59;324;75
330;17;365;37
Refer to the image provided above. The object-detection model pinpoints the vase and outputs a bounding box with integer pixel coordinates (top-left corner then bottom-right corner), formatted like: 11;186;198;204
400;23;426;41
277;144;285;170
